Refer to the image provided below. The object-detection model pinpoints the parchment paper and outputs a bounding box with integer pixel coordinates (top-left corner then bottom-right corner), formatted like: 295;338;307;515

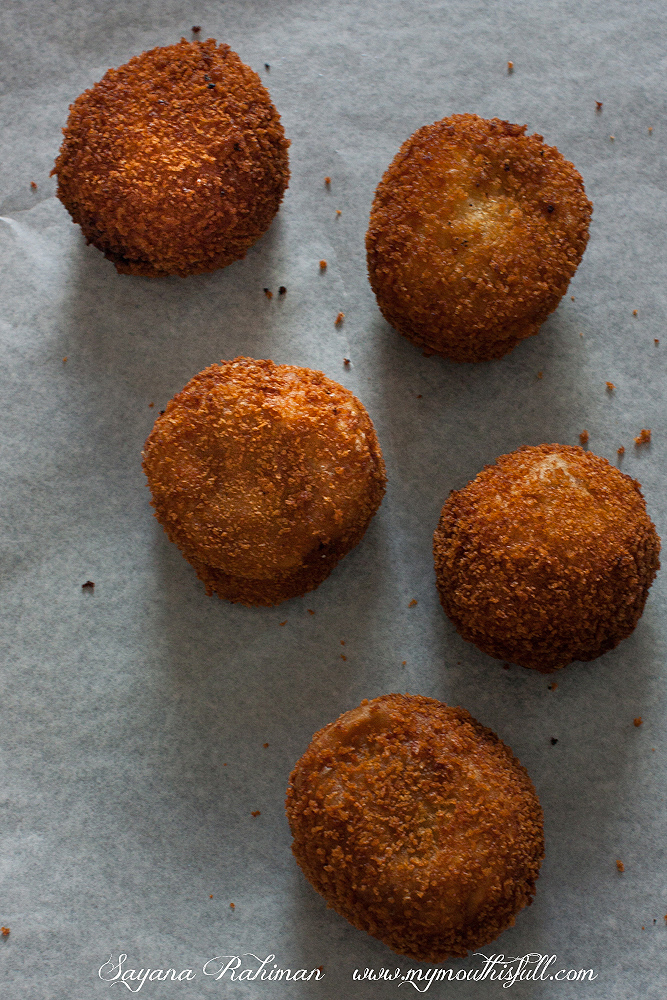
1;1;666;997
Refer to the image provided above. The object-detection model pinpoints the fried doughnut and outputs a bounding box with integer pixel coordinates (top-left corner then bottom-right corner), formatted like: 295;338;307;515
142;358;386;605
286;693;544;961
434;444;660;670
366;114;592;362
52;39;289;277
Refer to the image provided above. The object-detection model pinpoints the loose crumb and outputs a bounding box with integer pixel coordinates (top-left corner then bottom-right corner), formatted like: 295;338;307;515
62;357;67;363
159;410;165;416
634;428;651;447
251;810;261;817
223;763;227;766
319;259;327;270
408;599;418;607
571;295;575;301
334;312;344;326
82;580;95;590
340;654;347;661
263;288;273;300
335;209;342;216
230;902;235;910
579;430;589;445
416;394;422;399
548;682;558;691
340;640;345;646
550;737;559;745
324;176;331;186
632;309;638;316
209;895;213;899
634;717;643;727
579;332;583;338
278;286;286;296
192;25;201;33
605;382;615;391
307;609;315;615
149;401;154;408
617;446;625;456
279;620;287;626
655;339;660;345
30;181;37;190
648;127;653;133
264;63;270;70
595;101;603;111
610;135;615;141
401;660;406;666
263;743;269;748
1;928;9;937
616;860;625;872
507;60;514;73
343;358;350;366
537;371;543;379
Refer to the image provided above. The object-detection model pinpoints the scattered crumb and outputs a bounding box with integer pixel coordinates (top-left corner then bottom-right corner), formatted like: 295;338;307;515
81;580;95;591
340;654;347;661
319;259;327;270
159;410;165;415
507;60;514;73
550;737;558;745
263;743;269;748
343;358;350;366
617;446;625;456
655;339;660;345
149;401;154;408
548;682;558;691
648;127;653;133
278;286;286;296
416;393;422;398
616;860;625;873
595;101;603;111
634;428;651;447
209;895;213;899
1;928;9;937
571;295;575;301
264;63;270;71
340;640;345;646
632;309;638;316
579;332;583;338
408;599;418;607
30;181;37;190
324;176;331;186
192;25;201;33
279;620;287;626
642;926;645;930
610;135;615;141
62;357;67;363
334;312;344;326
318;966;324;974
223;763;227;766
579;430;589;445
401;660;406;666
634;717;643;727
251;810;261;818
605;382;615;391
537;371;543;379
263;288;273;300
307;609;315;615
335;209;342;216
230;902;235;910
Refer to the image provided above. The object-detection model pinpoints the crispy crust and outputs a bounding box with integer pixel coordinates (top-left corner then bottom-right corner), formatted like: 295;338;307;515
366;114;592;362
142;358;386;606
286;694;544;961
52;39;290;277
434;444;661;670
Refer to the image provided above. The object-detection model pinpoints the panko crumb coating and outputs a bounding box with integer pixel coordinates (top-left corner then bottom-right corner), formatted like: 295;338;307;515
286;694;544;962
434;444;660;671
366;114;592;362
52;39;289;277
142;358;386;606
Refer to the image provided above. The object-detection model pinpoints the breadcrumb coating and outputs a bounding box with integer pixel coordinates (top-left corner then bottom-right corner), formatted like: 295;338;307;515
434;444;660;671
286;694;544;961
52;39;290;277
142;358;386;605
366;115;592;362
